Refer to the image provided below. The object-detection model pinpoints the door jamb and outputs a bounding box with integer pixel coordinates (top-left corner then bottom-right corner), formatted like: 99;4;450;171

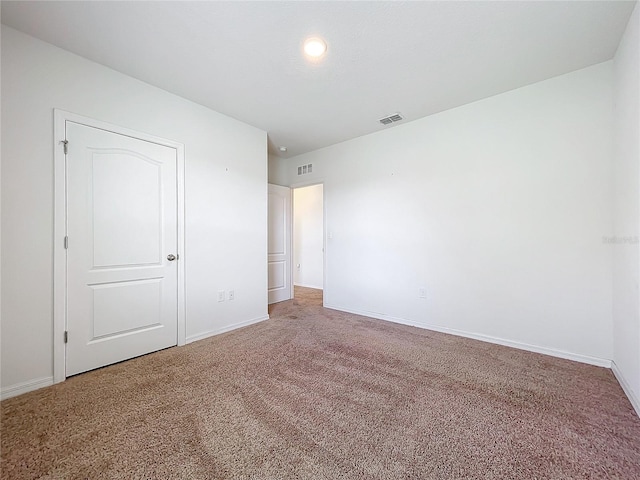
53;109;187;384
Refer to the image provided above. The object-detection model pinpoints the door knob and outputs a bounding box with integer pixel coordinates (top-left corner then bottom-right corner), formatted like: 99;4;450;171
167;254;176;261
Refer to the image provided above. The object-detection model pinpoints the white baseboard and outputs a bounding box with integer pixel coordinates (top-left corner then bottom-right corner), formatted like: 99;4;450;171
186;314;270;344
1;376;53;401
324;304;611;368
611;361;640;418
294;283;323;290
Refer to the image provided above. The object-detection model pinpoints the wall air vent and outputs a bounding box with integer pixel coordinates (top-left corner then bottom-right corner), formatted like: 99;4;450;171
297;163;313;176
379;113;404;126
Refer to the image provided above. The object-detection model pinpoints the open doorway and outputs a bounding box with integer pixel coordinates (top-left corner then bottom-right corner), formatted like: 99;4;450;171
293;184;324;305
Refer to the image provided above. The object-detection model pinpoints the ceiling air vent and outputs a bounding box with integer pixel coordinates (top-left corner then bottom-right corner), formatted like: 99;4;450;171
379;113;404;126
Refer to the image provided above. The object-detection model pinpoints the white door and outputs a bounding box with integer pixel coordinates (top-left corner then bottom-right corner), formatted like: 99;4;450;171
66;122;178;376
268;184;292;304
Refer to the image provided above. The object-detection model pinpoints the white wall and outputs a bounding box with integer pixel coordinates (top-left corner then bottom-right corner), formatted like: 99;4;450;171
293;184;324;289
285;62;614;364
1;27;268;394
612;3;640;415
268;154;289;186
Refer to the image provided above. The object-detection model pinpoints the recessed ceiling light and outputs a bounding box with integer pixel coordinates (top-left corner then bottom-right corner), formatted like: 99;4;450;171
303;37;327;58
279;146;288;152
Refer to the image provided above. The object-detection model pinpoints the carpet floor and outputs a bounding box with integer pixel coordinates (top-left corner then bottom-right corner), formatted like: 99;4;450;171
2;287;640;479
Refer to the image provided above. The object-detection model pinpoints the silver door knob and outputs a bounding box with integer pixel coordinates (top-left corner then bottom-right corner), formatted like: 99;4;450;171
167;254;176;261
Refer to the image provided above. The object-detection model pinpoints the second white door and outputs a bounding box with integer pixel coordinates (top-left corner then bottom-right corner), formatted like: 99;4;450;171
65;121;179;376
268;184;292;304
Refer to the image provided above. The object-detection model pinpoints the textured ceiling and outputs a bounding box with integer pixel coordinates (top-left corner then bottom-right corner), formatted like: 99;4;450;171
1;1;636;158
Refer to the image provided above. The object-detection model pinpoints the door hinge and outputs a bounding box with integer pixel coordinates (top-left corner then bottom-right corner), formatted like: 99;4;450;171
61;140;68;155
64;331;68;343
64;236;69;249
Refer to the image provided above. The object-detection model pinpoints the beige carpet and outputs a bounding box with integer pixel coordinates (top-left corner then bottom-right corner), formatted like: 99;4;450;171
2;286;640;479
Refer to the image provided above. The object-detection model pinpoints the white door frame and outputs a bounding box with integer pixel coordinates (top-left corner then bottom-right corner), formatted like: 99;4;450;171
53;109;186;383
290;179;326;305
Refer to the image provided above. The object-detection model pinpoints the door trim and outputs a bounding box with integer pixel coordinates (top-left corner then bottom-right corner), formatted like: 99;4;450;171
53;109;186;383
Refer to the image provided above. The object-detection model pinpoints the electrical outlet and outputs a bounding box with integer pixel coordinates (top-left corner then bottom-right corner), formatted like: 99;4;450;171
228;290;235;301
419;288;427;299
218;290;225;302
